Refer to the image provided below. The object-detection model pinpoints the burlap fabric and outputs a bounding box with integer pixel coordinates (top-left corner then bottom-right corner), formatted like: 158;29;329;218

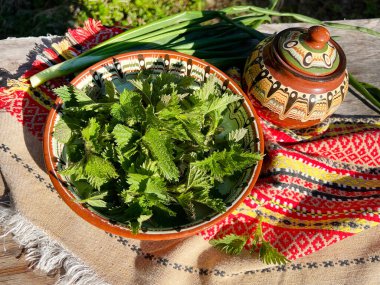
1;20;380;284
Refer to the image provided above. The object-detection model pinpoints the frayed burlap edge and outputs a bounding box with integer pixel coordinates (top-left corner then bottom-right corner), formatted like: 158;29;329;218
0;205;110;285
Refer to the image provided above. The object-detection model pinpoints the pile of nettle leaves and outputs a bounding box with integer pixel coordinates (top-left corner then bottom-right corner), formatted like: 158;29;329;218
54;72;261;233
32;2;380;265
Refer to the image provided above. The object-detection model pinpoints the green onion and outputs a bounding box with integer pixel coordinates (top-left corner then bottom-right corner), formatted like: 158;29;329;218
85;11;219;53
349;73;380;112
165;32;252;50
222;5;380;37
232;14;271;27
222;5;322;25
29;4;380;94
217;12;266;40
323;22;380;38
247;0;279;29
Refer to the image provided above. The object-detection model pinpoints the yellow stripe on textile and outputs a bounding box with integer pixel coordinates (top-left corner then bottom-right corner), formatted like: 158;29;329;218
234;202;379;233
3;79;52;109
51;39;77;60
329;122;380;129
271;154;380;188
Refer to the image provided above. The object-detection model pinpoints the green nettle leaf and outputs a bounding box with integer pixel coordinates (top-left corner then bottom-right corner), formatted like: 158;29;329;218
180;116;205;146
126;173;149;193
123;173;175;218
205;93;241;114
231;144;263;164
228;128;248;143
120;89;145;117
86;199;108;208
81;117;102;153
157;93;182;119
65;137;85;162
101;144;117;161
82;117;100;142
84;154;119;189
129;77;154;105
168;183;187;193
165;121;191;142
248;220;288;266
252;221;289;265
142;128;180;181
192;188;226;213
53;118;72;143
58;109;84;129
111;89;145;125
118;199;154;234
259;241;289;265
192;145;262;181
193;75;218;102
205;109;223;139
139;159;159;175
144;105;161;128
186;166;211;191
177;191;196;220
59;160;85;180
79;191;108;208
137;209;153;225
54;85;75;105
154;73;194;98
71;179;94;200
128;78;144;93
110;103;126;122
192;151;230;181
112;124;138;149
117;146;138;172
209;234;248;255
104;79;117;100
145;177;171;203
153;202;177;217
210;221;289;265
54;85;94;107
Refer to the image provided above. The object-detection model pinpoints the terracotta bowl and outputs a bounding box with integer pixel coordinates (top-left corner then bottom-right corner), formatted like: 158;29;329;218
43;50;264;240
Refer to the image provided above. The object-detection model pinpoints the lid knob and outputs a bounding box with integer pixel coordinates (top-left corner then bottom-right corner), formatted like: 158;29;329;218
305;26;330;49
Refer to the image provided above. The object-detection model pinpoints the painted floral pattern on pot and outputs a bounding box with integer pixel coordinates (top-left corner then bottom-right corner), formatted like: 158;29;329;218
279;29;339;76
243;26;349;129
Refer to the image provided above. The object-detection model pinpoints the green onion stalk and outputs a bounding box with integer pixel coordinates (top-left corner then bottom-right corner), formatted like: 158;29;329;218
28;5;380;110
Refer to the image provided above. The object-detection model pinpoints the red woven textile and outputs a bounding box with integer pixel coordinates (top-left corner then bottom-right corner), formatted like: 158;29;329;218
1;19;379;260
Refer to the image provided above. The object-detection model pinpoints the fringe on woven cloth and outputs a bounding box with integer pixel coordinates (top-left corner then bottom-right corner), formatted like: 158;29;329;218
0;205;109;285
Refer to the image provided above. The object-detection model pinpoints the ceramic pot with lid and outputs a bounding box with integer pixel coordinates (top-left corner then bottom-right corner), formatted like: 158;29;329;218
243;26;348;129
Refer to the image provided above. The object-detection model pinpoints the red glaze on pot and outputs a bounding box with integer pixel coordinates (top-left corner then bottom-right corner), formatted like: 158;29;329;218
243;26;348;129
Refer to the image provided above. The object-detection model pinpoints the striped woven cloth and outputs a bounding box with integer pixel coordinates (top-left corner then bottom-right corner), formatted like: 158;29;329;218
1;19;379;260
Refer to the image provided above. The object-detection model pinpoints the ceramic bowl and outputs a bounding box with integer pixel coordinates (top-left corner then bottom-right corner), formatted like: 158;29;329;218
43;50;264;240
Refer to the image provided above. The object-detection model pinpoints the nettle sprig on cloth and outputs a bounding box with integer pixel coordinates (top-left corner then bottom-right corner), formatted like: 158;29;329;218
210;220;289;265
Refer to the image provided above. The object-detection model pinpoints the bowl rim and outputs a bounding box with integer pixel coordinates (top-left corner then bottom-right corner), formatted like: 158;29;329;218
43;50;264;240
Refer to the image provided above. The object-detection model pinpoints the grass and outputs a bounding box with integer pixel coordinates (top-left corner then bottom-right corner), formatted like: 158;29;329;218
0;0;379;39
0;0;204;39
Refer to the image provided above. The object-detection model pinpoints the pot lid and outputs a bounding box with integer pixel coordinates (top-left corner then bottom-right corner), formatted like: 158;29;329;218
277;26;340;77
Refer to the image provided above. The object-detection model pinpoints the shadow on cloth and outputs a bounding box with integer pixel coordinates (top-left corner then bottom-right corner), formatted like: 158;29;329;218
12;37;64;172
0;168;11;206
